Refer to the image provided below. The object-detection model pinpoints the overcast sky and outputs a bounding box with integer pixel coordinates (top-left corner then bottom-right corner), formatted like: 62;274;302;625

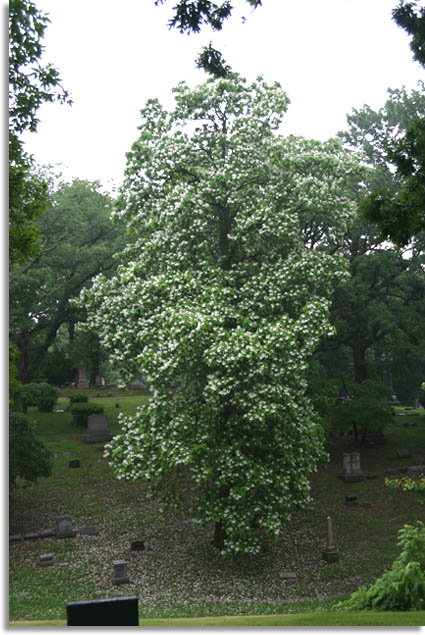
20;0;425;192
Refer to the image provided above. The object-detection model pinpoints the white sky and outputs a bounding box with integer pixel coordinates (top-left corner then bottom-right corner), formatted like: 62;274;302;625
20;0;425;192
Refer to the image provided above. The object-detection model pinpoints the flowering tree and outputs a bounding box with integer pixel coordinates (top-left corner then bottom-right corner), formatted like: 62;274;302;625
81;74;362;555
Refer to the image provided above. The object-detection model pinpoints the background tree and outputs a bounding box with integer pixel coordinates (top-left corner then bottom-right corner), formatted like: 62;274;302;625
325;217;424;384
9;0;71;265
360;1;425;243
10;178;125;384
320;85;425;405
393;0;425;66
81;74;363;555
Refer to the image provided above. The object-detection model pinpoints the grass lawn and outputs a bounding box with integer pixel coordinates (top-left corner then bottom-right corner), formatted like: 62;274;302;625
9;610;425;626
9;394;425;623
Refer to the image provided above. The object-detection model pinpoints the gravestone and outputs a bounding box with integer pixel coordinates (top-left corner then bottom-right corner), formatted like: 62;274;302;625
95;375;105;387
38;554;54;568
66;596;139;626
340;452;366;482
130;539;145;551
322;516;339;563
56;516;76;539
345;495;358;506
112;560;130;585
79;526;100;536
407;465;425;481
76;363;89;389
396;449;411;459
84;414;112;444
69;459;81;468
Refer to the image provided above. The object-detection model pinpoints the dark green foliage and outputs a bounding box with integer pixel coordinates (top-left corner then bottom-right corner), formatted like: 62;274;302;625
306;359;340;419
334;521;425;611
360;115;425;244
336;85;425;390
330;380;392;446
9;0;71;137
9;345;21;406
9;162;49;265
9;411;52;488
69;393;89;405
10;178;125;383
71;402;104;427
155;1;260;94
359;3;425;243
393;1;425;67
155;0;262;34
9;0;71;265
196;43;232;77
41;344;76;387
19;382;59;413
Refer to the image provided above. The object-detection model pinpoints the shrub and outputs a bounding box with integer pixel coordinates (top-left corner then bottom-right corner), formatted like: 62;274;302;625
71;402;104;427
19;382;60;413
69;393;89;405
334;521;425;611
9;412;52;488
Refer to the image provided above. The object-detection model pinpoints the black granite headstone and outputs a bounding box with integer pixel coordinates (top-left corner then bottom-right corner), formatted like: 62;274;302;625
66;596;139;626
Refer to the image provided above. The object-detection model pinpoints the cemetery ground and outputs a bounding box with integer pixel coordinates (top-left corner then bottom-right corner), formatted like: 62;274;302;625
9;392;425;626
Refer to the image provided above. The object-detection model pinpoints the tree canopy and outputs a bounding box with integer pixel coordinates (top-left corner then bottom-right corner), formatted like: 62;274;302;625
80;74;363;555
360;1;425;244
155;0;262;33
9;0;71;265
10;178;125;384
155;0;263;76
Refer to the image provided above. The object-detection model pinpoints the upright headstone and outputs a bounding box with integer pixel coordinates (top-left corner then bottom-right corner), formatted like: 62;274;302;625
66;596;139;626
76;363;89;389
84;414;112;444
112;560;130;585
56;516;76;539
340;452;366;482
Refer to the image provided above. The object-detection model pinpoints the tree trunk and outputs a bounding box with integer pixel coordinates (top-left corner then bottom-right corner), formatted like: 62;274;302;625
212;521;227;550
